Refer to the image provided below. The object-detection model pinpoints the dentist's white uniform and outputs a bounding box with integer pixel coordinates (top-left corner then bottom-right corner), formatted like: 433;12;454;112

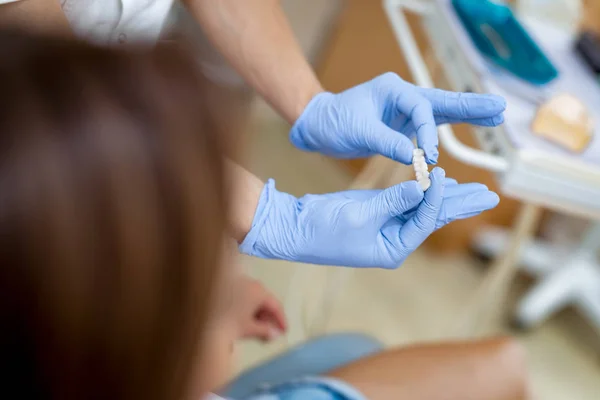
49;0;243;86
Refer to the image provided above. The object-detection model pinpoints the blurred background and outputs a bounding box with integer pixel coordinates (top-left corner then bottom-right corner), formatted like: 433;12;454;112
177;1;600;398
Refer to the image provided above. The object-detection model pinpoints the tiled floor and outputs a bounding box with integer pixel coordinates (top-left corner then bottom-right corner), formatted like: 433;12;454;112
234;105;600;400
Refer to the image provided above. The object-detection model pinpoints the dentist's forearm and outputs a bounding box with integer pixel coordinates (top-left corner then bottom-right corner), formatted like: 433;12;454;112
0;0;72;36
184;0;323;124
225;160;264;244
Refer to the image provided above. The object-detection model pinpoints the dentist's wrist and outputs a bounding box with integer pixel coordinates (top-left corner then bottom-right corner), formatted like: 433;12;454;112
238;179;299;259
289;91;333;151
288;83;325;125
226;160;264;244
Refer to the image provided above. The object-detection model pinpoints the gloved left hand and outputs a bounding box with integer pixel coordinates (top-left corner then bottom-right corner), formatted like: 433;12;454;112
239;168;499;269
290;72;506;164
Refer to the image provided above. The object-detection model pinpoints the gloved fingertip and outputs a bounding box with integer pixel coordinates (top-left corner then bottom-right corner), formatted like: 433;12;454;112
426;146;439;164
492;113;504;125
479;93;507;110
498;96;507;110
431;167;446;181
458;191;500;214
481;191;500;209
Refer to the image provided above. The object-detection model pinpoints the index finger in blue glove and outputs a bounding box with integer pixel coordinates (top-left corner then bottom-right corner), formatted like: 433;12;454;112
393;89;439;164
362;121;418;165
400;183;500;228
435;188;499;228
398;167;445;250
318;178;457;205
418;88;507;120
434;114;505;127
443;182;490;197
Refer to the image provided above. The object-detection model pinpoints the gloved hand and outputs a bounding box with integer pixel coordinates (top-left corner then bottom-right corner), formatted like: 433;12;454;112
239;168;499;269
290;72;506;164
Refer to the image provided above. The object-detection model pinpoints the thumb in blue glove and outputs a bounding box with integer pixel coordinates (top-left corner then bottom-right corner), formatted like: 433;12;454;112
240;168;499;269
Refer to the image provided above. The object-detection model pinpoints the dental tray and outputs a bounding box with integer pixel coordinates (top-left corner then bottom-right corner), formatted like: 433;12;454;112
451;0;559;85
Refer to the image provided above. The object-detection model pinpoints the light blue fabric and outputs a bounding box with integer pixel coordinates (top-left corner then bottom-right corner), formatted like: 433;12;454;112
242;377;367;400
239;170;499;269
223;333;384;399
289;72;506;164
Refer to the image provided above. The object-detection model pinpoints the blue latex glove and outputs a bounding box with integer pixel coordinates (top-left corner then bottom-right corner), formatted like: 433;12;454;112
240;168;499;269
290;72;506;164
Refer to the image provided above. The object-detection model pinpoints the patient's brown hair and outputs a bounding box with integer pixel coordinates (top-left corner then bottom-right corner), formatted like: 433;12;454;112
0;31;228;400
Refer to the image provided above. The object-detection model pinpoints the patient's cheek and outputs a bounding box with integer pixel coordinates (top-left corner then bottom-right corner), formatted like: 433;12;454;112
198;318;237;392
198;239;241;391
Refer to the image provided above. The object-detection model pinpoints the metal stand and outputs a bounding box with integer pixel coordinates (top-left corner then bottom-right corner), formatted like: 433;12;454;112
474;223;600;332
450;203;543;337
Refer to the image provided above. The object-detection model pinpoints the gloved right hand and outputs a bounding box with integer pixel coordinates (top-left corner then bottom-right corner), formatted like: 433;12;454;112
239;168;499;269
290;72;506;164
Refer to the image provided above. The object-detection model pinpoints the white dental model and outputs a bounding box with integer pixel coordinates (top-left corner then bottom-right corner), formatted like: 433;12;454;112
412;148;431;191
